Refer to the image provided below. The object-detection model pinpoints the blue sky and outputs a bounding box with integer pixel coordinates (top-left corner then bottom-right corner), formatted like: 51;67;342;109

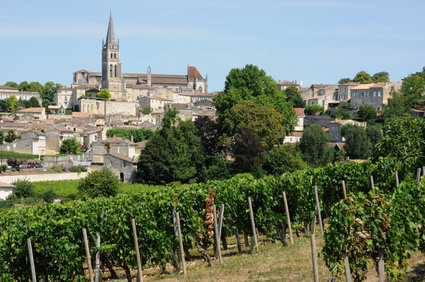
1;0;425;92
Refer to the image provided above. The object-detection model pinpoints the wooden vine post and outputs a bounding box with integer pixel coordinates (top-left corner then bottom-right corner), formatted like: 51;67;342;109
314;186;323;235
370;175;374;188
247;197;258;252
95;232;101;282
310;228;319;282
27;238;37;282
340;185;352;282
395;171;399;186
378;248;385;282
417;168;422;184
82;228;94;282
175;212;186;275
131;219;143;282
282;191;293;245
213;205;222;263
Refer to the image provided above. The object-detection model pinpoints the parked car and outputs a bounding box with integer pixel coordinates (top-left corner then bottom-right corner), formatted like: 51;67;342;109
19;163;28;169
27;163;35;168
35;162;43;168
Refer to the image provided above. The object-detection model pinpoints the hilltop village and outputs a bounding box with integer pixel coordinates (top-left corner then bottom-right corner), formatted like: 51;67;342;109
0;14;414;183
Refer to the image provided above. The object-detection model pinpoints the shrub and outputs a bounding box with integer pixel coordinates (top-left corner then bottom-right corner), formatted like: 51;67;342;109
6;193;17;202
68;166;81;173
1;165;6;172
0;200;13;209
51;164;62;173
15;166;21;172
41;189;57;204
77;167;119;198
11;179;34;198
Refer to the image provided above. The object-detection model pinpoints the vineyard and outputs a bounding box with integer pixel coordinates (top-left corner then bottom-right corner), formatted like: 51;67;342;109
1;156;425;280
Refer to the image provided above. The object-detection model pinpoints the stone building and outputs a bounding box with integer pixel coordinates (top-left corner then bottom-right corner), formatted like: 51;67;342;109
0;86;42;105
350;82;401;111
104;153;137;182
70;14;209;106
328;119;366;143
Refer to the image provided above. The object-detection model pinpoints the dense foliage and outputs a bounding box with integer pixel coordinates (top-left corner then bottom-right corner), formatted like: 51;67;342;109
77;168;119;198
106;128;154;143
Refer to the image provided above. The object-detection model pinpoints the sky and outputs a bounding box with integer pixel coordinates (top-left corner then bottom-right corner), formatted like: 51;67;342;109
1;0;425;92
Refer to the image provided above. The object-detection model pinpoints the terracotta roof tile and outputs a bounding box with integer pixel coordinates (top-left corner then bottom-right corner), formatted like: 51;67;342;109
188;66;204;80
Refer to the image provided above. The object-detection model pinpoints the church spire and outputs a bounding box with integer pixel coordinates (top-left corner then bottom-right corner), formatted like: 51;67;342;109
105;12;116;49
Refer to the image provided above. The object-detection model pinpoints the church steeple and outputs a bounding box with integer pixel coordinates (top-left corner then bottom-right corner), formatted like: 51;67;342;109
101;13;127;101
105;12;117;49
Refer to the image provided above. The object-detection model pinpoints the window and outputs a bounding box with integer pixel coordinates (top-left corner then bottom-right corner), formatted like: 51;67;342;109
373;91;376;97
378;91;381;97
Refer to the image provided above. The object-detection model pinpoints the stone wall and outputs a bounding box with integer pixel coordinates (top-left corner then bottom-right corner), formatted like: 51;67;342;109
0;172;88;183
304;115;335;129
78;99;139;116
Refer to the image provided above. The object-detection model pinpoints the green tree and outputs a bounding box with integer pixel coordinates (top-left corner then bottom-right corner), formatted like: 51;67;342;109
401;74;425;109
213;64;297;135
28;82;43;94
0;100;9;112
372;71;390;83
4;82;18;88
283;86;299;101
304;104;323;115
0;131;5;145
98;89;111;101
60;138;81;154
261;144;307;175
373;117;425;172
5;130;17;143
7;95;18;113
42;81;62;102
338;78;352;84
18;81;30;91
299;124;331;167
381;90;409;118
329;107;351;119
141;107;152;115
344;126;372;159
357;105;377;123
77;167;119;198
11;179;34;198
231;128;266;174
290;94;306;108
222;100;286;150
29;97;40;107
137;109;205;184
366;125;383;150
353;71;372;84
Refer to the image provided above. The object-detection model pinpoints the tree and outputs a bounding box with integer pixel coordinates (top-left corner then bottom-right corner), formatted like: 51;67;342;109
231;128;265;174
353;71;372;84
373;117;425;172
304;104;323;115
77;167;119;198
0;100;9;112
4;82;18;88
137;109;205;184
344;126;372;159
366;125;383;150
12;179;34;198
329;107;350;119
5;130;17;143
283;86;300;101
98;89;111;101
338;78;352;84
381;90;409;119
28;82;43;94
372;71;390;83
7;95;17;113
104;142;112;153
213;64;297;135
29;97;40;107
299;124;331;167
141;107;152;115
401;74;425;109
290;94;306;108
222;100;286;150
42;81;62;102
0;131;5;145
357;105;377;123
261;144;308;175
194;116;220;162
60;138;80;154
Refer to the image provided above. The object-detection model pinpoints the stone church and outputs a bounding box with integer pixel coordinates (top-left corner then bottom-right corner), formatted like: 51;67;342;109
71;13;208;104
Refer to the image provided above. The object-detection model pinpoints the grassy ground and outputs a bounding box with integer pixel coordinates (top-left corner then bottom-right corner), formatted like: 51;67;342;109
98;233;425;281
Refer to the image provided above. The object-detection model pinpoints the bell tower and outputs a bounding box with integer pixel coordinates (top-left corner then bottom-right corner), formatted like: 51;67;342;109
101;13;127;101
